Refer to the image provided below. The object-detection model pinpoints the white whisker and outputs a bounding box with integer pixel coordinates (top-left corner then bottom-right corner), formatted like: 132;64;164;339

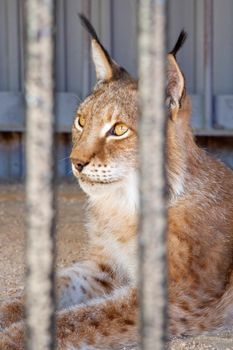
58;156;70;162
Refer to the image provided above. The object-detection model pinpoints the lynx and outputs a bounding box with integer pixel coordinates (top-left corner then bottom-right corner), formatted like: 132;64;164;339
1;15;233;350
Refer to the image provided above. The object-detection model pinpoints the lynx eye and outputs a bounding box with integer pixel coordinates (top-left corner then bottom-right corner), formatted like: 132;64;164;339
75;114;86;129
112;123;129;137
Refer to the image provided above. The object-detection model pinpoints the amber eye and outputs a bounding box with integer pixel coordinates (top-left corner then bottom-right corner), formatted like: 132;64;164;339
112;123;129;137
75;114;86;129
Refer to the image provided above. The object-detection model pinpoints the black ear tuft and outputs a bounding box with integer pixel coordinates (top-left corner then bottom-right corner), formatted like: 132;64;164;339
169;30;187;57
78;13;112;65
78;13;99;43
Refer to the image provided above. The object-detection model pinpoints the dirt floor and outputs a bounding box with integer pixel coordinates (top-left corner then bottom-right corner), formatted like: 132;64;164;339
1;183;233;349
0;183;87;299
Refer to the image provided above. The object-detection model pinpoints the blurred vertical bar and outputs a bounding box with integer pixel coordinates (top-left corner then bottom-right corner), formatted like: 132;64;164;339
138;1;167;349
204;0;213;129
82;0;91;98
25;0;56;349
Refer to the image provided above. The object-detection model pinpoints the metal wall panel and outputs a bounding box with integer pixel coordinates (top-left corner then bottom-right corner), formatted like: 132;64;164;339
0;0;22;91
167;0;233;130
55;0;67;92
112;0;138;77
214;0;233;95
168;0;197;93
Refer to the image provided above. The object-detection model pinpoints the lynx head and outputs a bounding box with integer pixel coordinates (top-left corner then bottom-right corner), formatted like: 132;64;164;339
70;15;187;204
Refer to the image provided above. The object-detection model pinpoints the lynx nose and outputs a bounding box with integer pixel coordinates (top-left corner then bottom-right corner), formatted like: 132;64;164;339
71;159;89;173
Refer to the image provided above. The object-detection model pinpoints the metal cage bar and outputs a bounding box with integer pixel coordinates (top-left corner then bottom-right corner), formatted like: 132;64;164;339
25;1;56;349
204;0;214;129
138;1;167;349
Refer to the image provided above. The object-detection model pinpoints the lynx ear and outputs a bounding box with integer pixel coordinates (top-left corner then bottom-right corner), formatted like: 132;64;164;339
166;30;187;120
79;14;115;81
91;40;113;81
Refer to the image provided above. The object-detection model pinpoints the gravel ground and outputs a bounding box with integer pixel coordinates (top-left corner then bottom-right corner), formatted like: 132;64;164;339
1;183;233;349
0;183;87;299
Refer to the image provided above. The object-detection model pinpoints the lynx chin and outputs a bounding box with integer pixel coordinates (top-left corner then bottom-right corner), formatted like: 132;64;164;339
0;15;233;350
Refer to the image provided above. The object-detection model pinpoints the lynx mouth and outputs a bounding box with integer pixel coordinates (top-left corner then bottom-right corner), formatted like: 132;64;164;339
72;169;119;185
79;175;118;185
72;165;121;185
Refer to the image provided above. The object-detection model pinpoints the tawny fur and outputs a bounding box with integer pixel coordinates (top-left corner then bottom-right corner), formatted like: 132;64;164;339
0;20;233;350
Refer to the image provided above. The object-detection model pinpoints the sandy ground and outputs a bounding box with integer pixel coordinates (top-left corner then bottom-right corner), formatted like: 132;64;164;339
1;183;233;349
0;183;87;299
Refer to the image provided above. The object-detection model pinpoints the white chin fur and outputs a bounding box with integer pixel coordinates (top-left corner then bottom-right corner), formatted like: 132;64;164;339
82;171;139;214
72;163;139;213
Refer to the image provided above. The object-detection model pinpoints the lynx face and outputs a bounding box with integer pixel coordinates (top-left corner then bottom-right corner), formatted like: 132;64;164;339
71;19;185;199
71;75;139;196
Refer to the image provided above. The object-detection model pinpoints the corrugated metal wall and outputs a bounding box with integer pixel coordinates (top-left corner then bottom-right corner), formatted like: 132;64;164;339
0;0;232;181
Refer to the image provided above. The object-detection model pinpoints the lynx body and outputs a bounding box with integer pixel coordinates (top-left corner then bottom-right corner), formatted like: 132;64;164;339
1;17;233;350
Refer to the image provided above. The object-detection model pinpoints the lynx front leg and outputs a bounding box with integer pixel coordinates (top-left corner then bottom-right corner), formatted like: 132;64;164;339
57;287;138;350
0;260;119;331
0;287;138;350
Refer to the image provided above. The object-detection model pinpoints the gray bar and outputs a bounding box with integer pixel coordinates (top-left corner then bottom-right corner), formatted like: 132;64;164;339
138;1;167;349
25;1;56;349
204;0;214;129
